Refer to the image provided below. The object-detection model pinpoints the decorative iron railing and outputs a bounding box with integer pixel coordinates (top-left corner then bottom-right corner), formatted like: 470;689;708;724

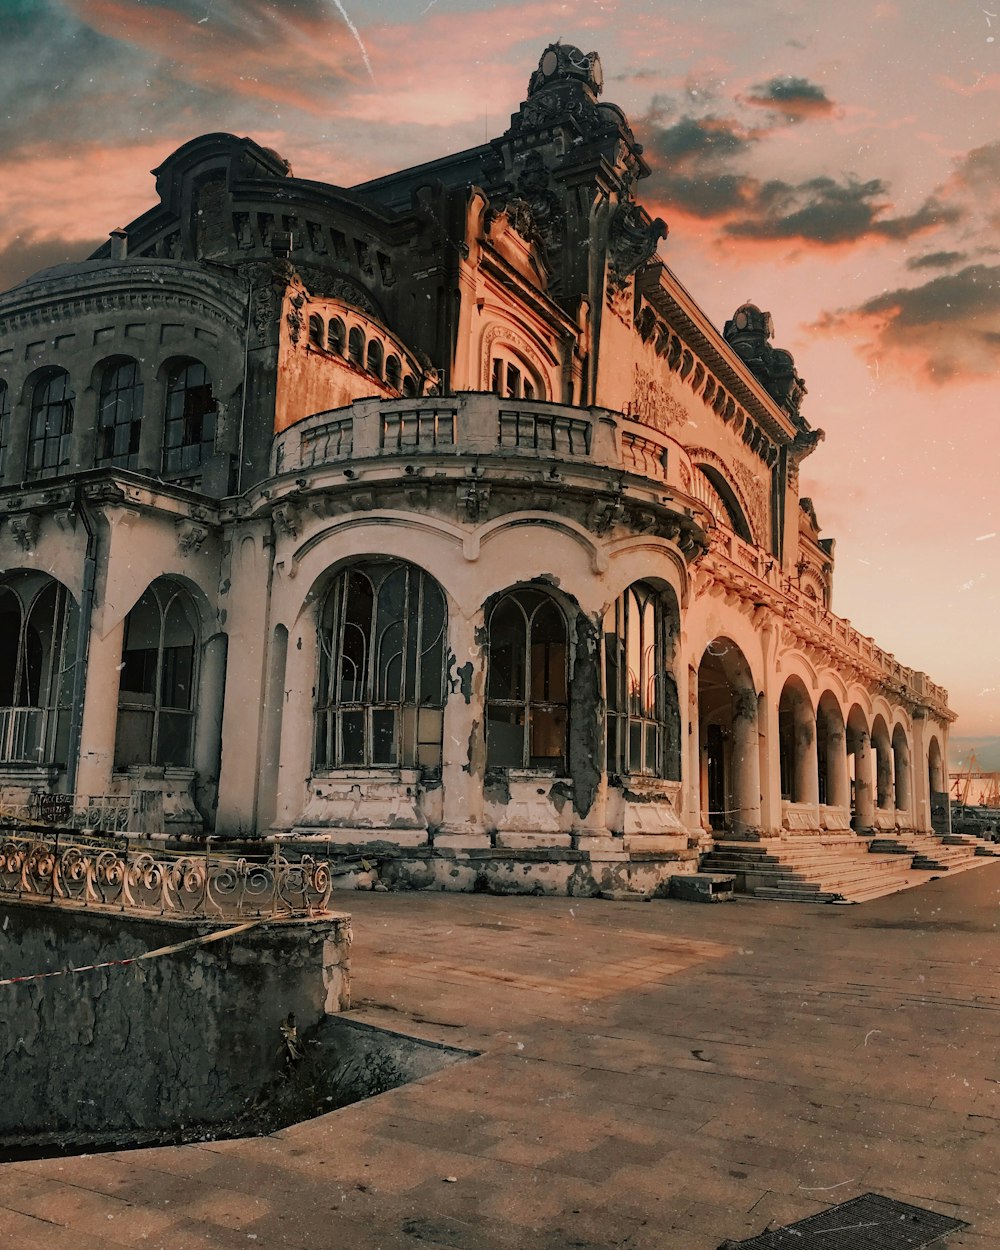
0;792;134;833
0;834;333;918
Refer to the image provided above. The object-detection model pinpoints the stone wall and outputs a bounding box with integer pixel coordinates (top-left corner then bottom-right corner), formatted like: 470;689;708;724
0;900;351;1148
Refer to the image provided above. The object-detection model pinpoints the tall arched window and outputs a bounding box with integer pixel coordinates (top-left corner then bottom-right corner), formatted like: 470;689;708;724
605;582;680;779
0;380;10;476
385;354;402;390
27;370;75;478
327;317;346;354
486;589;567;770
366;339;384;378
315;561;446;770
0;576;73;764
348;326;365;366
162;360;216;479
115;580;199;769
97;358;143;469
308;314;324;347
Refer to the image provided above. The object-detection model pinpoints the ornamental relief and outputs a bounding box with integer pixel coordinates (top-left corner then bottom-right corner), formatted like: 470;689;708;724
628;363;688;432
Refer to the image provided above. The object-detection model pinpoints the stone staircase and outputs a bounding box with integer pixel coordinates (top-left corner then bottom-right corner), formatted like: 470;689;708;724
701;831;999;904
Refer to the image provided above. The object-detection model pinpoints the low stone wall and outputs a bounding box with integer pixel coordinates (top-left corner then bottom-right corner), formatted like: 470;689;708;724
0;900;351;1149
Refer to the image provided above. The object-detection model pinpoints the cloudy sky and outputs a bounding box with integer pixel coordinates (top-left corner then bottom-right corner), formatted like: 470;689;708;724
2;0;998;768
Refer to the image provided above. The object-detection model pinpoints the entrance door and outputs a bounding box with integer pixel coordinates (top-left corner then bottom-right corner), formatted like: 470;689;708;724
706;724;727;831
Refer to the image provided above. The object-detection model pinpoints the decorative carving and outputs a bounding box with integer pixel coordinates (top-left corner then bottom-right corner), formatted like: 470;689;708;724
627;364;687;431
176;518;209;555
8;513;39;551
607;200;667;296
286;291;305;345
272;503;300;541
458;480;490;522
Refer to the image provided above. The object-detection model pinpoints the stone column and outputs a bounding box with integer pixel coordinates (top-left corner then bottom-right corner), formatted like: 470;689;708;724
731;687;761;832
894;738;912;824
795;710;819;806
273;599;318;831
827;722;851;809
910;714;930;832
687;664;702;829
215;524;272;836
192;632;228;824
758;688;782;835
854;732;875;832
876;740;893;810
75;618;125;800
437;608;489;848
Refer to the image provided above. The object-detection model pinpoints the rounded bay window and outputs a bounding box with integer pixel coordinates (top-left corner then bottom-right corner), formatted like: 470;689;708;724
314;560;447;771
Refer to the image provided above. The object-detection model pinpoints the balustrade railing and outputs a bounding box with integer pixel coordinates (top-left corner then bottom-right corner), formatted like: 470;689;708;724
0;707;45;763
0;832;333;918
498;408;592;456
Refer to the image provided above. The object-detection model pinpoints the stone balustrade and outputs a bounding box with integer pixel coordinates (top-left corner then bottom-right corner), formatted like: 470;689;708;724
272;393;693;495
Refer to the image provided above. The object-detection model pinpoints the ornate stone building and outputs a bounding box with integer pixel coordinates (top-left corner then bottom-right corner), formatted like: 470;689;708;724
0;44;954;893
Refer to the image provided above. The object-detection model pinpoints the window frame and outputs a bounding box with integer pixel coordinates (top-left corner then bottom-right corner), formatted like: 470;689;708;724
96;358;144;470
161;359;216;482
27;370;75;479
485;588;569;772
314;560;447;772
604;582;676;780
114;580;199;771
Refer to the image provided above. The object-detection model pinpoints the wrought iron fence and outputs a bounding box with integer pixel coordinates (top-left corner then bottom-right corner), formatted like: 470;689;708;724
0;833;333;919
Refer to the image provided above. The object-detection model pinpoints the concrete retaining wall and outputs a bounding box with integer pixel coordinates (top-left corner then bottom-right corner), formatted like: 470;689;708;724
0;900;351;1148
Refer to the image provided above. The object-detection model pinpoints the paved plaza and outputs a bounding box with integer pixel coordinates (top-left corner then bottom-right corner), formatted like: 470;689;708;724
3;867;1000;1249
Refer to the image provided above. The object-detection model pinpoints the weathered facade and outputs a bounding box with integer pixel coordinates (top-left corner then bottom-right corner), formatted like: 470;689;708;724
0;44;954;892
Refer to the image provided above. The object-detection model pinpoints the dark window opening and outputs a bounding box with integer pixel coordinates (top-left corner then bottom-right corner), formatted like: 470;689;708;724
162;360;216;480
486;589;568;770
97;359;143;470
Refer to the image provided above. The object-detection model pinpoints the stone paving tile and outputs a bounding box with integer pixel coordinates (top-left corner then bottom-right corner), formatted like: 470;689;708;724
6;868;1000;1249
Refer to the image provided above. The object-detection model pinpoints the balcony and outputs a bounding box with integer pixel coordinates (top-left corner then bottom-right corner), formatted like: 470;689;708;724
272;393;693;495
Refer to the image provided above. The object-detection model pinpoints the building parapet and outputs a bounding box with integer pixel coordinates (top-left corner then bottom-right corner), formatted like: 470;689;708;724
272;392;694;495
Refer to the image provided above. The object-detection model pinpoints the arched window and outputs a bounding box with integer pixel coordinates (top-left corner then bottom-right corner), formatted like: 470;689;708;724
315;561;446;770
115;580;199;769
490;347;542;401
385;355;402;390
96;358;143;469
366;339;384;378
348;326;365;366
0;577;73;764
486;589;567;770
308;313;324;347
328;317;346;354
0;381;10;477
162;360;216;479
401;374;417;398
605;583;679;779
27;370;74;478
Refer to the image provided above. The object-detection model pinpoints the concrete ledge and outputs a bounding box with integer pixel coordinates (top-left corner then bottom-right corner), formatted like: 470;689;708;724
669;873;736;903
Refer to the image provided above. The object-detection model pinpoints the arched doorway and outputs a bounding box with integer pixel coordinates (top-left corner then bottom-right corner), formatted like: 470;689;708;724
697;639;759;834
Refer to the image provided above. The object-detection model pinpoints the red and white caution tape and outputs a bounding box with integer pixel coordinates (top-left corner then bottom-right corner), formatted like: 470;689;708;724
0;919;262;988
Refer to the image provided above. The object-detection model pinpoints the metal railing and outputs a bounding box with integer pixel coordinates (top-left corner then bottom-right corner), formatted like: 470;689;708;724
0;832;333;918
0;707;45;763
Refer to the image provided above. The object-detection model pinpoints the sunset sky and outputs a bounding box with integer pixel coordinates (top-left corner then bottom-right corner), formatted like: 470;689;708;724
2;0;998;767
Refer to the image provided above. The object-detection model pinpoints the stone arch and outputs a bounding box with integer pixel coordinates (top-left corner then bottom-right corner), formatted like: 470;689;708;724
778;675;816;806
816;690;849;811
697;637;760;833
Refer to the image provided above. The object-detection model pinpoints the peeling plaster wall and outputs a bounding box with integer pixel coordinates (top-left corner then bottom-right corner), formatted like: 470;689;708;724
0;902;350;1143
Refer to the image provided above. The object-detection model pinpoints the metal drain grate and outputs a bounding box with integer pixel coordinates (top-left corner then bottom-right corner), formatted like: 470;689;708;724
727;1192;968;1249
